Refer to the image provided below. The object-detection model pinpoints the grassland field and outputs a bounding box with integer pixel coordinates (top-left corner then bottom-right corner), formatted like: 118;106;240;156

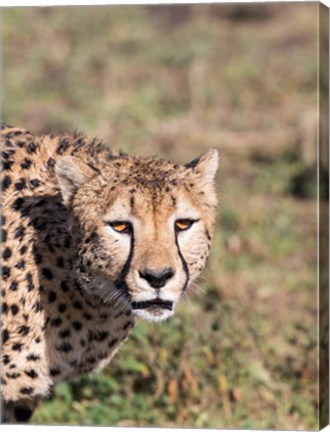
3;3;320;428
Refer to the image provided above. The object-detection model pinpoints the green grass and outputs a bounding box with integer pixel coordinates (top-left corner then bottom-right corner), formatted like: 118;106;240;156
2;3;319;429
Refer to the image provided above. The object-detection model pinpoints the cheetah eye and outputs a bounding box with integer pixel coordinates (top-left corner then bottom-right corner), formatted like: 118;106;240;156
107;221;132;234
175;219;197;232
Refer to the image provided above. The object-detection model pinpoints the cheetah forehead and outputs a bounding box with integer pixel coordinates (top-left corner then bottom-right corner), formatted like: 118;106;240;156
90;157;215;221
104;156;188;186
103;187;201;220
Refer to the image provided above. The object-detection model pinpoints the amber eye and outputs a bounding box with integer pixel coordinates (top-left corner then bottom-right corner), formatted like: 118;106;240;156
107;221;132;234
175;219;197;232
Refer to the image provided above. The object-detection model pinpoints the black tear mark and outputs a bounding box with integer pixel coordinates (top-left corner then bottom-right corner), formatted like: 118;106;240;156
174;232;189;292
114;229;135;299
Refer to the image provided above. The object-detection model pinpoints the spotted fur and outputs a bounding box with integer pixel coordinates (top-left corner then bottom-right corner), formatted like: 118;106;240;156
0;123;218;423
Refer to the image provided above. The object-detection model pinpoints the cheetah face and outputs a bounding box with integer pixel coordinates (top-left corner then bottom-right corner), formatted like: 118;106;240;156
56;149;218;323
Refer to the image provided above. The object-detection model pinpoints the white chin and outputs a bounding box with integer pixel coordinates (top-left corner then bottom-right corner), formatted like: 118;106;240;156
132;308;174;323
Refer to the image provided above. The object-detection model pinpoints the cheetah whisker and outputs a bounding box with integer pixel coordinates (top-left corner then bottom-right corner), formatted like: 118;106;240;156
190;281;206;295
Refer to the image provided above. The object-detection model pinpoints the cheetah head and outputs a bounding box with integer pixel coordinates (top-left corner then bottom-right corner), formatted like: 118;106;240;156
55;149;218;322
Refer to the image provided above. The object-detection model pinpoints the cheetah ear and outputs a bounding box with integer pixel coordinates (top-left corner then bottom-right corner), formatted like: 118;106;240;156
186;148;219;184
55;156;96;205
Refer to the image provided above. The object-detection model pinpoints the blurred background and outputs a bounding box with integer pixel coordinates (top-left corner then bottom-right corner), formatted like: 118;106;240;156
3;3;320;429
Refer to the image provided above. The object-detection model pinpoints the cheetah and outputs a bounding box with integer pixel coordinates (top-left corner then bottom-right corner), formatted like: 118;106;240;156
0;123;218;423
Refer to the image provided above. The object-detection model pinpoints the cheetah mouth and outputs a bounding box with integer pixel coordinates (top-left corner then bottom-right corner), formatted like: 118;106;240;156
131;299;173;311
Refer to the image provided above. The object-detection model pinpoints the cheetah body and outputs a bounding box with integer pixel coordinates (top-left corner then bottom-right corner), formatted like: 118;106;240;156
0;124;218;423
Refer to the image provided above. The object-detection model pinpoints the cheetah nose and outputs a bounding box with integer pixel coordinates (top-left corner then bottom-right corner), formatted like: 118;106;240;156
139;268;175;289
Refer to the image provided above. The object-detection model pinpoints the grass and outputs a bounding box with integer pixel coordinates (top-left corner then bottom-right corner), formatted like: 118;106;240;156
2;3;319;429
